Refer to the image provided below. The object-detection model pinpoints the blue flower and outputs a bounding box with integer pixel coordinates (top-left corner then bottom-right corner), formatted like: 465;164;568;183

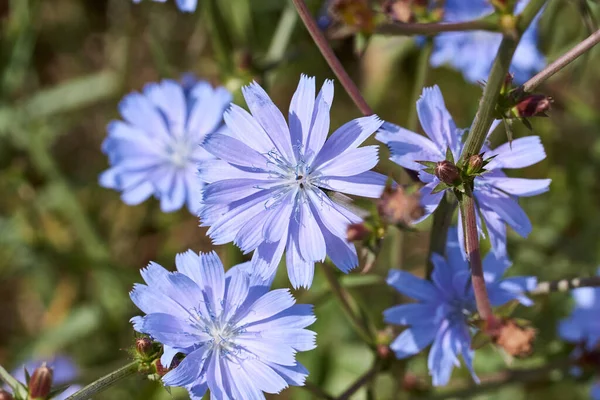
430;0;545;83
9;356;81;400
384;228;536;386
592;382;600;400
100;78;231;213
132;0;197;12
130;251;316;399
198;75;387;288
376;85;550;257
559;269;600;350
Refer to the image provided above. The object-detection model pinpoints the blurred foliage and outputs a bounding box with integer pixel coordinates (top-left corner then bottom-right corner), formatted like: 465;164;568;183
0;0;599;399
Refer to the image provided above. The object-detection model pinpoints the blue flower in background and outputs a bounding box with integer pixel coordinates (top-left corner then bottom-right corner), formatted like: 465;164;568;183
100;78;231;213
130;251;316;399
384;228;536;386
592;382;600;400
10;356;81;400
132;0;197;12
430;0;545;83
376;85;550;257
198;75;387;288
559;269;600;350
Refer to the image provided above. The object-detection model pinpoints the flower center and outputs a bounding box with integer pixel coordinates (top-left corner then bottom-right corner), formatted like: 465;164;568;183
165;136;194;169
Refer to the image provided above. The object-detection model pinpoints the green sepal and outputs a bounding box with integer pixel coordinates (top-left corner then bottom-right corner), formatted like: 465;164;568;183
521;117;533;131
431;182;449;194
502;117;514;146
495;300;520;318
48;384;72;399
471;331;492;350
0;365;28;399
416;160;437;169
445;147;455;163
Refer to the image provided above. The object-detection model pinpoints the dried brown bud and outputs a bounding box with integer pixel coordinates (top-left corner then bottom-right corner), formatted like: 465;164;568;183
493;319;536;357
153;359;169;377
383;0;413;23
0;390;14;400
29;364;53;399
377;186;424;225
136;337;153;356
434;161;461;185
513;94;552;117
330;0;374;33
402;373;428;392
347;223;370;242
466;154;484;175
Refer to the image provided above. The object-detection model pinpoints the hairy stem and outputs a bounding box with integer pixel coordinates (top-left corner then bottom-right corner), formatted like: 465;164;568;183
461;188;495;325
460;0;548;159
322;262;375;345
522;28;600;92
377;18;498;36
64;362;138;400
292;0;373;115
529;275;600;295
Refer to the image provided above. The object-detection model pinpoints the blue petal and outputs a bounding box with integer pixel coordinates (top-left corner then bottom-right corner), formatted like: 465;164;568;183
175;0;197;12
141;313;207;348
187;85;231;137
319;171;386;198
305;80;333;160
237;289;296;326
245;304;316;331
223;104;278;154
237;358;288;394
286;235;315;289
118;92;170;139
202;134;269;169
297;201;326;262
481;176;551;197
266;362;308;387
289;75;316;159
242;82;296;163
390;323;438;358
316;145;379;177
476;190;532;238
144;79;186;136
477;203;507;257
485;136;547;170
416;85;458;153
384;303;439;326
386;269;441;302
312;115;383;169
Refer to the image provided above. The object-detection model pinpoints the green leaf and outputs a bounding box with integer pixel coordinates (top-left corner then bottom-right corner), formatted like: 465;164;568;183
495;299;520;317
0;365;28;399
471;331;492;350
416;160;437;169
445;147;455;163
431;182;449;194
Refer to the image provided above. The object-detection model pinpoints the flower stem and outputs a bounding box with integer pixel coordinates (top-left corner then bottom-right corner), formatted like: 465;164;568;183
529;275;600;295
461;187;496;327
522;28;600;93
64;362;139;400
407;39;433;131
322;262;375;345
291;0;373;116
426;193;457;278
376;18;498;36
338;360;381;400
460;0;548;160
301;382;335;400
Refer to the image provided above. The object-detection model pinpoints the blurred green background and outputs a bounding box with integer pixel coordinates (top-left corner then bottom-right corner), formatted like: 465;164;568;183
1;0;599;398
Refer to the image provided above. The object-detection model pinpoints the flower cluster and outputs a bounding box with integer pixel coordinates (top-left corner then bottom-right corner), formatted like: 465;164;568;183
431;0;545;83
377;85;551;257
100;78;231;214
384;228;536;385
130;251;316;399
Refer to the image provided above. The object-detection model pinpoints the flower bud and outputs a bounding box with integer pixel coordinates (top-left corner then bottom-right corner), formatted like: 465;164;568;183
466;154;484;175
434;161;460;185
347;223;370;242
493;319;536;357
136;337;153;356
331;0;375;33
377;186;424;226
0;390;14;400
28;364;53;399
512;94;552;117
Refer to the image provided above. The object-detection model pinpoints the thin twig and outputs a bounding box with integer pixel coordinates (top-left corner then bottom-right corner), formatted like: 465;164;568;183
322;262;375;345
377;19;498;36
338;360;382;400
529;275;600;295
292;0;373;115
302;382;336;400
522;28;600;93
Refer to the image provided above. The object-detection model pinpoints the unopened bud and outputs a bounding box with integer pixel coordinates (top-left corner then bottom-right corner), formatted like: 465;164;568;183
0;390;14;400
466;154;484;175
383;0;413;23
377;186;424;225
493;319;536;357
434;161;460;185
513;94;552;117
136;337;153;356
402;373;427;392
331;0;375;33
29;364;53;399
500;14;518;39
347;223;370;242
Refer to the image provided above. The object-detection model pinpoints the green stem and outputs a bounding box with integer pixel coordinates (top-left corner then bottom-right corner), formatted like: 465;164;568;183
301;382;335;400
407;40;433;131
265;2;298;65
322;263;375;345
426;193;457;278
203;0;234;74
460;0;548;159
64;362;139;400
338;360;381;400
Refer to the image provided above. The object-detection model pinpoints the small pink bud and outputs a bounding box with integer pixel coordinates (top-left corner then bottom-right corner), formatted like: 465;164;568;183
513;94;552;117
136;337;153;356
0;389;14;400
466;154;484;175
347;223;370;242
434;161;460;185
